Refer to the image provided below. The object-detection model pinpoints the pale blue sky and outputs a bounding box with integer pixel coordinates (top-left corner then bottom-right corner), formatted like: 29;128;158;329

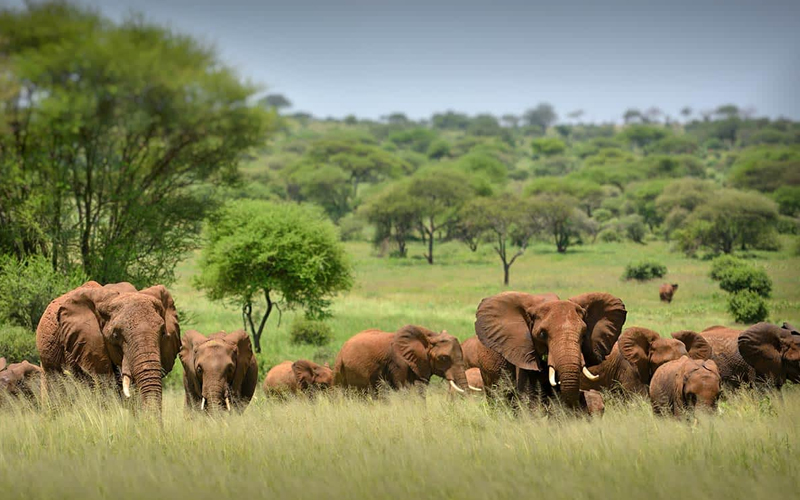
5;0;799;121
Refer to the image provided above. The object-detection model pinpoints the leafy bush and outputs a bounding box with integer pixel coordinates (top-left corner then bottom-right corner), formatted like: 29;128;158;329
621;214;647;243
728;291;769;324
338;214;366;241
709;255;746;281
623;260;667;281
289;318;333;347
598;227;623;243
0;323;39;363
0;255;87;330
717;266;772;298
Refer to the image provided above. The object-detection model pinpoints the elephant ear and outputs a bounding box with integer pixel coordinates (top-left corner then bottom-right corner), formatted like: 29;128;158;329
179;329;206;393
0;357;6;372
702;359;719;376
570;292;628;366
292;360;316;389
672;330;712;360
392;325;434;381
474;292;557;370
224;329;257;399
738;323;785;378
782;322;799;335
139;285;181;376
618;327;660;383
57;285;120;374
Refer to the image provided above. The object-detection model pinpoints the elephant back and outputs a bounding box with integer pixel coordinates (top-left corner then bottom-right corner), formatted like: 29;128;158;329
699;327;755;385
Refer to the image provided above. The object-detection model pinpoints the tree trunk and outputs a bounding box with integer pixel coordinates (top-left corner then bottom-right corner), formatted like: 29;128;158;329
503;262;510;286
253;289;273;354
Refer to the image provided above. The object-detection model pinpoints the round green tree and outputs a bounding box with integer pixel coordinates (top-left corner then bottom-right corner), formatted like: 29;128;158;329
195;201;353;353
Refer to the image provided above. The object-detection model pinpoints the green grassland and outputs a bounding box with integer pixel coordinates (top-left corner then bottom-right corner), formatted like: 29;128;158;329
1;239;799;500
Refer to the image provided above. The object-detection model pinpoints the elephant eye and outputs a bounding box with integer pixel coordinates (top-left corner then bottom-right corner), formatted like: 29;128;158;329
196;366;203;375
439;355;450;362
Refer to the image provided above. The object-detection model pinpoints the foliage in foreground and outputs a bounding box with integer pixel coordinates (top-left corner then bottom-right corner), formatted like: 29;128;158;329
0;383;798;500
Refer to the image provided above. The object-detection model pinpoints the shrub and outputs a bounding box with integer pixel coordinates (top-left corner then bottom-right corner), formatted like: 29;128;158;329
338;214;366;241
289;318;333;347
728;291;769;324
623;260;667;281
598;227;623;243
0;255;87;330
0;324;39;363
709;255;746;281
717;266;772;298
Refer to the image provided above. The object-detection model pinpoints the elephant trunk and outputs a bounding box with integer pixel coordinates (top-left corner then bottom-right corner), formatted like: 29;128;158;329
549;334;582;408
128;341;163;413
445;365;470;394
202;383;232;411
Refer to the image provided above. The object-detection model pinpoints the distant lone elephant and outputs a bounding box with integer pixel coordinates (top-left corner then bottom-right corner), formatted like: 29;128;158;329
36;281;181;413
334;326;475;394
649;357;721;416
0;358;43;401
659;283;678;303
582;328;712;396
263;359;333;395
474;291;627;409
180;329;258;412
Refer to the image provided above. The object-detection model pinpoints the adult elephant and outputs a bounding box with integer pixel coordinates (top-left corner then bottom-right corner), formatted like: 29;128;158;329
334;326;475;393
180;329;258;412
737;322;800;387
36;281;181;412
474;291;627;408
699;325;754;386
582;328;712;396
263;359;333;395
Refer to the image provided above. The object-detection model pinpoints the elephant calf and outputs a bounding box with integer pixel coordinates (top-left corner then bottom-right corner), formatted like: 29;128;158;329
659;283;678;303
0;358;43;402
263;360;333;395
180;330;258;412
649;357;721;417
581;328;712;396
334;325;476;394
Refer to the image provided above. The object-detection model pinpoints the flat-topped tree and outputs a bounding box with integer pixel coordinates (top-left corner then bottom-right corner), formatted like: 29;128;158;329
195;201;353;353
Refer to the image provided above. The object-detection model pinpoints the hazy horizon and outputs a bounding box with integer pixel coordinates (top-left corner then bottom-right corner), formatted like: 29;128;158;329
5;0;799;122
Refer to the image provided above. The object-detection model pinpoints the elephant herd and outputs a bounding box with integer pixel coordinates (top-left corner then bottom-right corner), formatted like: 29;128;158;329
0;281;798;419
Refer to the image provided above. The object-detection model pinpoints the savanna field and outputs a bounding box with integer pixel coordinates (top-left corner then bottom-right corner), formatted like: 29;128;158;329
1;240;799;500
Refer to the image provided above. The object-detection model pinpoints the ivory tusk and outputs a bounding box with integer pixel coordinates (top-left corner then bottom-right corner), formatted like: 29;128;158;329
583;366;600;381
468;385;483;392
201;397;206;411
549;366;558;387
122;375;132;398
225;397;231;411
449;380;466;393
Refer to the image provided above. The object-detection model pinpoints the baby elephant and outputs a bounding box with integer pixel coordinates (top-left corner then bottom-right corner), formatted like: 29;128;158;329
659;283;679;303
0;357;43;401
650;357;721;416
263;360;333;395
180;330;258;412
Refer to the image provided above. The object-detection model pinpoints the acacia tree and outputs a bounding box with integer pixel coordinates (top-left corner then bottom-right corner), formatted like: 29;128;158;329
361;181;420;257
408;168;474;264
195;200;353;353
530;194;595;253
0;2;272;285
459;195;538;285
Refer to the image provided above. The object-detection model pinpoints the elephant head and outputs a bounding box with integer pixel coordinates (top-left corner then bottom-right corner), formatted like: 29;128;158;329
180;329;254;411
57;283;180;412
738;322;800;386
392;326;472;392
619;328;712;384
679;359;721;412
475;291;627;407
292;360;333;390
